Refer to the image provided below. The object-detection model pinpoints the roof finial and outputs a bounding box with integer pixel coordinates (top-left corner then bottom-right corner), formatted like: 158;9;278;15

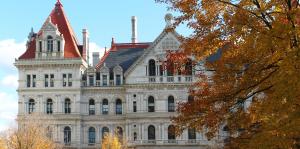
165;13;173;28
56;0;62;6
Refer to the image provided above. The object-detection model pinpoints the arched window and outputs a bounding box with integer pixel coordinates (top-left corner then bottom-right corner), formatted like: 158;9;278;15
188;95;194;103
116;99;122;115
185;58;193;75
102;99;109;115
148;59;156;76
168;125;176;140
46;99;53;114
188;128;196;140
65;98;71;114
89;99;95;115
47;36;53;52
133;132;137;141
148;125;155;140
28;99;35;114
64;126;71;145
102;127;109;139
168;96;175;112
88;127;96;144
116;126;123;142
148;96;155;112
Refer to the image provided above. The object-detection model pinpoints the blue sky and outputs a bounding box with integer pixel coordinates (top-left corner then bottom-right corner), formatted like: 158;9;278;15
0;0;190;131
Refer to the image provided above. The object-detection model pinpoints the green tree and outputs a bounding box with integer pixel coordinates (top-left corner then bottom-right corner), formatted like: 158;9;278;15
156;0;300;148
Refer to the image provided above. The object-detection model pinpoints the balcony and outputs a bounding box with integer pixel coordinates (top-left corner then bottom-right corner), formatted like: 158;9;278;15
128;139;214;146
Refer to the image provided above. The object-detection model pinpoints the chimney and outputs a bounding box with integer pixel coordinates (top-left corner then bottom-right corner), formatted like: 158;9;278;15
92;52;100;66
131;16;137;43
82;29;89;65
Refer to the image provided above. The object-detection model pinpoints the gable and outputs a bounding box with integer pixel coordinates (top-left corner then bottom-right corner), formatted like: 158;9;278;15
124;30;181;77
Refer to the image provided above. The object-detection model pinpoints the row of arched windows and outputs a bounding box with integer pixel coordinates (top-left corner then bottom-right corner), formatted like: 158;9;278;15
62;125;194;145
148;59;193;76
63;126;123;145
27;95;185;114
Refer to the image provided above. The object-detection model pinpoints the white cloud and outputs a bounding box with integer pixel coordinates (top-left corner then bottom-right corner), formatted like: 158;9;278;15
1;75;18;88
0;92;18;132
0;39;26;70
89;42;105;66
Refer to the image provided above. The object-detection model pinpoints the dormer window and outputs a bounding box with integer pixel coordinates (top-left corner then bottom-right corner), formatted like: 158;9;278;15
39;41;42;52
47;36;53;52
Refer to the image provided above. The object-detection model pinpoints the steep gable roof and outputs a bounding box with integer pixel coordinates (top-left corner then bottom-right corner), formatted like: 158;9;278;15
19;1;82;59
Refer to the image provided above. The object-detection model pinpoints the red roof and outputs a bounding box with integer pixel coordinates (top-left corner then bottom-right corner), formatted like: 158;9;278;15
19;1;82;59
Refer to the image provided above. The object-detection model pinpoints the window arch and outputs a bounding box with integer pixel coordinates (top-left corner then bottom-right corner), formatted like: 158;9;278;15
185;58;193;75
88;127;96;144
188;128;196;140
89;99;95;115
168;96;175;112
47;36;53;52
168;125;176;140
148;125;155;140
65;98;71;114
148;96;155;112
102;127;109;139
64;126;71;145
148;59;156;76
46;99;53;114
116;99;122;115
102;99;109;115
28;99;35;114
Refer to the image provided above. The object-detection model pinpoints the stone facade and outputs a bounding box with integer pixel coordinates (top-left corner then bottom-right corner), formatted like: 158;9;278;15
15;1;225;149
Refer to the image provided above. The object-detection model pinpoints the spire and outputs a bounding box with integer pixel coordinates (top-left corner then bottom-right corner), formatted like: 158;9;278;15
56;0;62;7
111;37;115;47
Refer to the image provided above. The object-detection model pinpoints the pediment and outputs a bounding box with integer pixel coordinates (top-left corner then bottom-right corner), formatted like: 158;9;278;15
41;17;58;32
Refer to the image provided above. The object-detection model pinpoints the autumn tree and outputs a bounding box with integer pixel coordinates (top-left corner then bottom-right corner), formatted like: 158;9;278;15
156;0;300;148
0;115;60;149
101;132;125;149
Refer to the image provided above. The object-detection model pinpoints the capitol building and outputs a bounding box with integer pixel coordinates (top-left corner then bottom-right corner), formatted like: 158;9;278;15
15;1;225;149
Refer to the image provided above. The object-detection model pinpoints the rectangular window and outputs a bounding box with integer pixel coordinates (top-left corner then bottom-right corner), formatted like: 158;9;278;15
96;72;100;80
68;74;72;87
27;75;31;87
50;74;54;87
45;74;49;87
39;41;42;52
32;75;36;87
63;74;67;87
89;75;94;86
116;75;121;86
102;75;107;86
159;65;164;76
133;101;137;112
102;105;108;115
57;41;61;52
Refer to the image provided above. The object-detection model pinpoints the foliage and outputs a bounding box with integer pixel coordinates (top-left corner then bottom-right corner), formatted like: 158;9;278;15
0;115;60;149
101;132;124;149
156;0;300;148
